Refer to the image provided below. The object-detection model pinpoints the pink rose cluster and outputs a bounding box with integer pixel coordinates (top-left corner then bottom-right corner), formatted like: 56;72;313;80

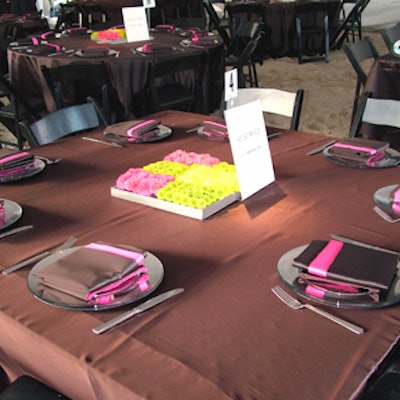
116;168;174;196
163;149;220;166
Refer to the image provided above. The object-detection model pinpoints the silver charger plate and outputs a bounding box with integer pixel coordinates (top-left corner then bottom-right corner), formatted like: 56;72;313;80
277;245;400;309
323;147;400;168
0;199;23;230
374;184;400;216
104;125;172;143
0;158;45;183
27;247;164;311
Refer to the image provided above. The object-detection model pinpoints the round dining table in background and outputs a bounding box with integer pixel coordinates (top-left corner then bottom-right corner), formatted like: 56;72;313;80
7;29;224;119
225;0;341;59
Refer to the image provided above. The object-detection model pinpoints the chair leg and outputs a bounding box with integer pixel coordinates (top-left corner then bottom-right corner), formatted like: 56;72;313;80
324;16;330;63
296;18;303;64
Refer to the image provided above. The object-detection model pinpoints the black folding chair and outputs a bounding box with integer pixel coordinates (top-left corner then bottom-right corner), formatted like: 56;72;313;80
0;74;46;149
331;0;371;50
19;99;107;147
141;53;205;115
343;36;379;121
41;61;124;124
380;22;400;53
294;1;331;64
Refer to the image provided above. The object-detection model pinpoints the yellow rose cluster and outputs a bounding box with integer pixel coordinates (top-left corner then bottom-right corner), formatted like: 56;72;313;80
157;163;240;209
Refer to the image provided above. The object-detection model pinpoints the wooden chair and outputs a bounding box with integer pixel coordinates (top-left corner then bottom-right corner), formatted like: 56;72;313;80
225;87;304;131
18;99;107;147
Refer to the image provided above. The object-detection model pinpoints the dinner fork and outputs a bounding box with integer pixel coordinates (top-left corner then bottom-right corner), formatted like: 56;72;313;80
271;286;364;335
2;236;77;275
373;206;400;223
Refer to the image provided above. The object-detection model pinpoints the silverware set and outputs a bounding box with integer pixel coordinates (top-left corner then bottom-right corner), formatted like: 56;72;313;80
0;225;33;240
271;285;365;335
2;236;77;275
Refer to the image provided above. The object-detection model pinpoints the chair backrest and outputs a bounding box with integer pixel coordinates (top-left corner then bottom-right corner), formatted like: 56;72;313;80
226;87;304;130
41;61;123;124
143;53;205;114
350;91;400;138
343;36;379;85
19;101;106;147
0;74;42;119
380;23;400;53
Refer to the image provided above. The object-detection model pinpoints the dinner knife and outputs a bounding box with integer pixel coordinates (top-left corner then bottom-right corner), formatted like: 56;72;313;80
306;140;336;156
92;288;184;334
331;234;400;257
0;225;33;240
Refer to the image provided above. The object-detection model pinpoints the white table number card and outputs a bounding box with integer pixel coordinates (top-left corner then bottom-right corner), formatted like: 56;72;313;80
224;100;275;200
122;7;150;43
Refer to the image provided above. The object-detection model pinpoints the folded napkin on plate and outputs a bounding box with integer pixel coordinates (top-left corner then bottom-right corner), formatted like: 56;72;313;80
40;31;56;40
32;243;149;302
327;138;389;165
390;185;400;214
104;119;161;142
0;150;36;177
198;120;229;141
26;43;61;54
66;27;87;36
141;43;174;54
292;239;398;290
191;35;218;46
81;46;110;56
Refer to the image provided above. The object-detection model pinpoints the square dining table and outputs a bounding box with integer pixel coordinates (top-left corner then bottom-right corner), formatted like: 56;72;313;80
0;110;399;400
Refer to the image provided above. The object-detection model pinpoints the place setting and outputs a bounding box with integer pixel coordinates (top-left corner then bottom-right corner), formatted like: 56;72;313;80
103;119;173;143
0;198;33;240
276;234;400;310
321;137;400;168
373;183;400;223
0;149;46;183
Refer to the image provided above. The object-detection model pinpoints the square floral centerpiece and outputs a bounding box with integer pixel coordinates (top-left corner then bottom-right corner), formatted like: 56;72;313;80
111;150;241;219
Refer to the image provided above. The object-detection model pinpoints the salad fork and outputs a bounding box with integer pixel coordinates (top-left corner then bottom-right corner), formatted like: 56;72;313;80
2;236;77;275
271;286;364;335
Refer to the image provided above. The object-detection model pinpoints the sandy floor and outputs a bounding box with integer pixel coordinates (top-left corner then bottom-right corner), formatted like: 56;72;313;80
0;29;389;147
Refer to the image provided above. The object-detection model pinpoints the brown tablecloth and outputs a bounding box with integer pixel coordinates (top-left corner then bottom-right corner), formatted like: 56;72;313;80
0;110;399;400
226;0;341;59
7;31;224;119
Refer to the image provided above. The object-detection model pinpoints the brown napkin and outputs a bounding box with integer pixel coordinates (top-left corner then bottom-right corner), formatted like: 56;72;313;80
327;138;389;163
104;120;161;142
0;150;34;170
32;243;147;301
292;239;398;290
80;46;110;57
